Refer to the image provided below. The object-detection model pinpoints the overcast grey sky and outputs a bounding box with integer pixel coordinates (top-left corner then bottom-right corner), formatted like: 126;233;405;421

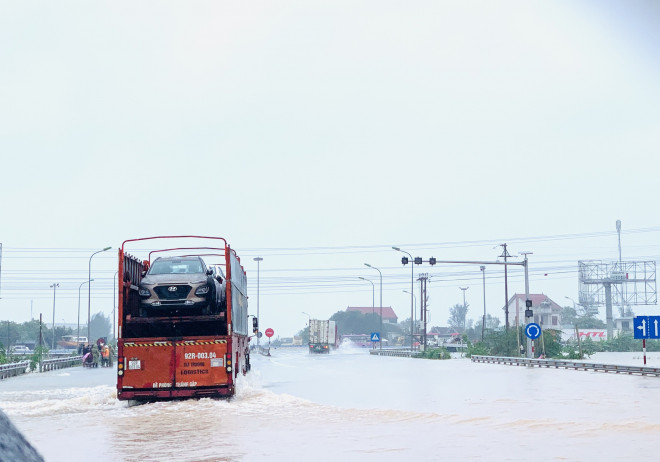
1;1;659;337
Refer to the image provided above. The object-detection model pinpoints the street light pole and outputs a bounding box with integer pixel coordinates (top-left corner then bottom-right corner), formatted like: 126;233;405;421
253;257;263;347
565;296;577;310
88;246;111;341
78;279;93;344
459;287;469;333
358;276;375;315
393;247;414;351
364;263;383;350
50;283;59;350
403;290;417;337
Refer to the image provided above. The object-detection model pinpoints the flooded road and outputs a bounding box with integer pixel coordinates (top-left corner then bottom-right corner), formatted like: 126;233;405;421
2;345;660;461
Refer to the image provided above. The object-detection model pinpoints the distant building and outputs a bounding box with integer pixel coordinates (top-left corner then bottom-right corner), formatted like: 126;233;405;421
505;294;562;328
279;336;303;346
346;306;398;324
615;316;634;334
427;326;460;345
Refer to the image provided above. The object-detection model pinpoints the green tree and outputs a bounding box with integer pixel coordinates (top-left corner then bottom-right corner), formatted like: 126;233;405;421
448;303;468;333
469;315;501;341
534;329;563;358
561;306;578;325
330;311;381;336
296;327;310;345
480;327;524;357
16;319;43;345
561;305;606;329
89;312;111;342
575;317;606;329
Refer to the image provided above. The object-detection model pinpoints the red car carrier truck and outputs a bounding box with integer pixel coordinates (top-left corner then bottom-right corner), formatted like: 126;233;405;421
116;236;254;401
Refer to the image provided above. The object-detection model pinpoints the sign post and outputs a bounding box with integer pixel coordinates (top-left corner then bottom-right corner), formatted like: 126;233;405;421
265;327;274;347
525;323;541;358
633;316;660;364
370;332;380;349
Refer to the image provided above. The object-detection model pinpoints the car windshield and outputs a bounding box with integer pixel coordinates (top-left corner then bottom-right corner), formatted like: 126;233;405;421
149;259;204;275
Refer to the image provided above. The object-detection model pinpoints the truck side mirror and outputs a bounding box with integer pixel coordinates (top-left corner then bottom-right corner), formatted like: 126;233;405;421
252;317;259;334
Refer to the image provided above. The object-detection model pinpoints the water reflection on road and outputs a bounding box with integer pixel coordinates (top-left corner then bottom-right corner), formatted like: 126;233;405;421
2;346;660;461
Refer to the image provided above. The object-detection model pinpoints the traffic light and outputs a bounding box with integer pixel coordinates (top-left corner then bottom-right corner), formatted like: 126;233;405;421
414;257;423;265
401;257;409;265
429;257;436;265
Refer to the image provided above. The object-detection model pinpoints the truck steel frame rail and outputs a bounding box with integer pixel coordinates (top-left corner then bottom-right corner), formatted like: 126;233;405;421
471;355;660;377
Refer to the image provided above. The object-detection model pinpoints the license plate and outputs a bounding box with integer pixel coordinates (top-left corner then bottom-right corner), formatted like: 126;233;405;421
210;358;224;368
128;360;141;370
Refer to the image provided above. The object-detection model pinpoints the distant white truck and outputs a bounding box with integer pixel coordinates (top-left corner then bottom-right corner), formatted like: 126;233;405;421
308;319;338;354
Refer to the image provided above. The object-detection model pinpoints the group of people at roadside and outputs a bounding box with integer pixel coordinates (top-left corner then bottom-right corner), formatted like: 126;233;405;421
79;340;113;367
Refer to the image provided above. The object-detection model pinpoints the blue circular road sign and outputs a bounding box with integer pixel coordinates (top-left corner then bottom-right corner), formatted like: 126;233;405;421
525;323;541;340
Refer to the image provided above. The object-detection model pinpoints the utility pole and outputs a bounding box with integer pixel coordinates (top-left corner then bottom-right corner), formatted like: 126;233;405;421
616;219;622;265
418;274;428;349
616;219;623;317
500;244;511;330
480;266;486;342
522;252;533;358
50;283;59;350
39;313;43;372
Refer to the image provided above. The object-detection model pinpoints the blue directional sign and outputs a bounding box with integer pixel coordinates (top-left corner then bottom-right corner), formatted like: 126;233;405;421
634;316;660;339
525;323;541;340
370;332;381;342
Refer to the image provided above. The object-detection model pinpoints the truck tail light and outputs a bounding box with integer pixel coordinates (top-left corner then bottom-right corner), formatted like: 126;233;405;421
225;353;232;373
117;356;124;376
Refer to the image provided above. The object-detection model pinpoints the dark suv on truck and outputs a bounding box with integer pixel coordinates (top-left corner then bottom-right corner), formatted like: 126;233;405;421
138;256;226;317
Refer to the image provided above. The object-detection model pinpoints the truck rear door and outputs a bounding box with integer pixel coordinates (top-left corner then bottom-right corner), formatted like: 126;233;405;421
121;340;176;390
174;338;231;389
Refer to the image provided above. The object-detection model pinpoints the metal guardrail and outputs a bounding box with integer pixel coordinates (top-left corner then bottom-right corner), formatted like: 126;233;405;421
471;355;660;377
1;355;84;380
0;361;30;380
370;348;419;358
40;355;83;372
257;346;271;357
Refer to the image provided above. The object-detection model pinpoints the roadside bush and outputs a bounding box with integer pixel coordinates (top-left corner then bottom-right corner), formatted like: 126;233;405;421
465;341;490;358
28;346;48;372
417;347;450;360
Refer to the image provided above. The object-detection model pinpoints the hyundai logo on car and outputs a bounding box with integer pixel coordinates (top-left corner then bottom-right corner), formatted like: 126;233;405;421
168;286;178;292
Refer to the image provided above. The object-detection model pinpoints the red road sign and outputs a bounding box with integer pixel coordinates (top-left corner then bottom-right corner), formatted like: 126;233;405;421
265;328;274;338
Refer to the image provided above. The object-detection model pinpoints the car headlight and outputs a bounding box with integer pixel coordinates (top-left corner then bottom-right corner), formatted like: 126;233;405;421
195;285;210;296
138;287;151;297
